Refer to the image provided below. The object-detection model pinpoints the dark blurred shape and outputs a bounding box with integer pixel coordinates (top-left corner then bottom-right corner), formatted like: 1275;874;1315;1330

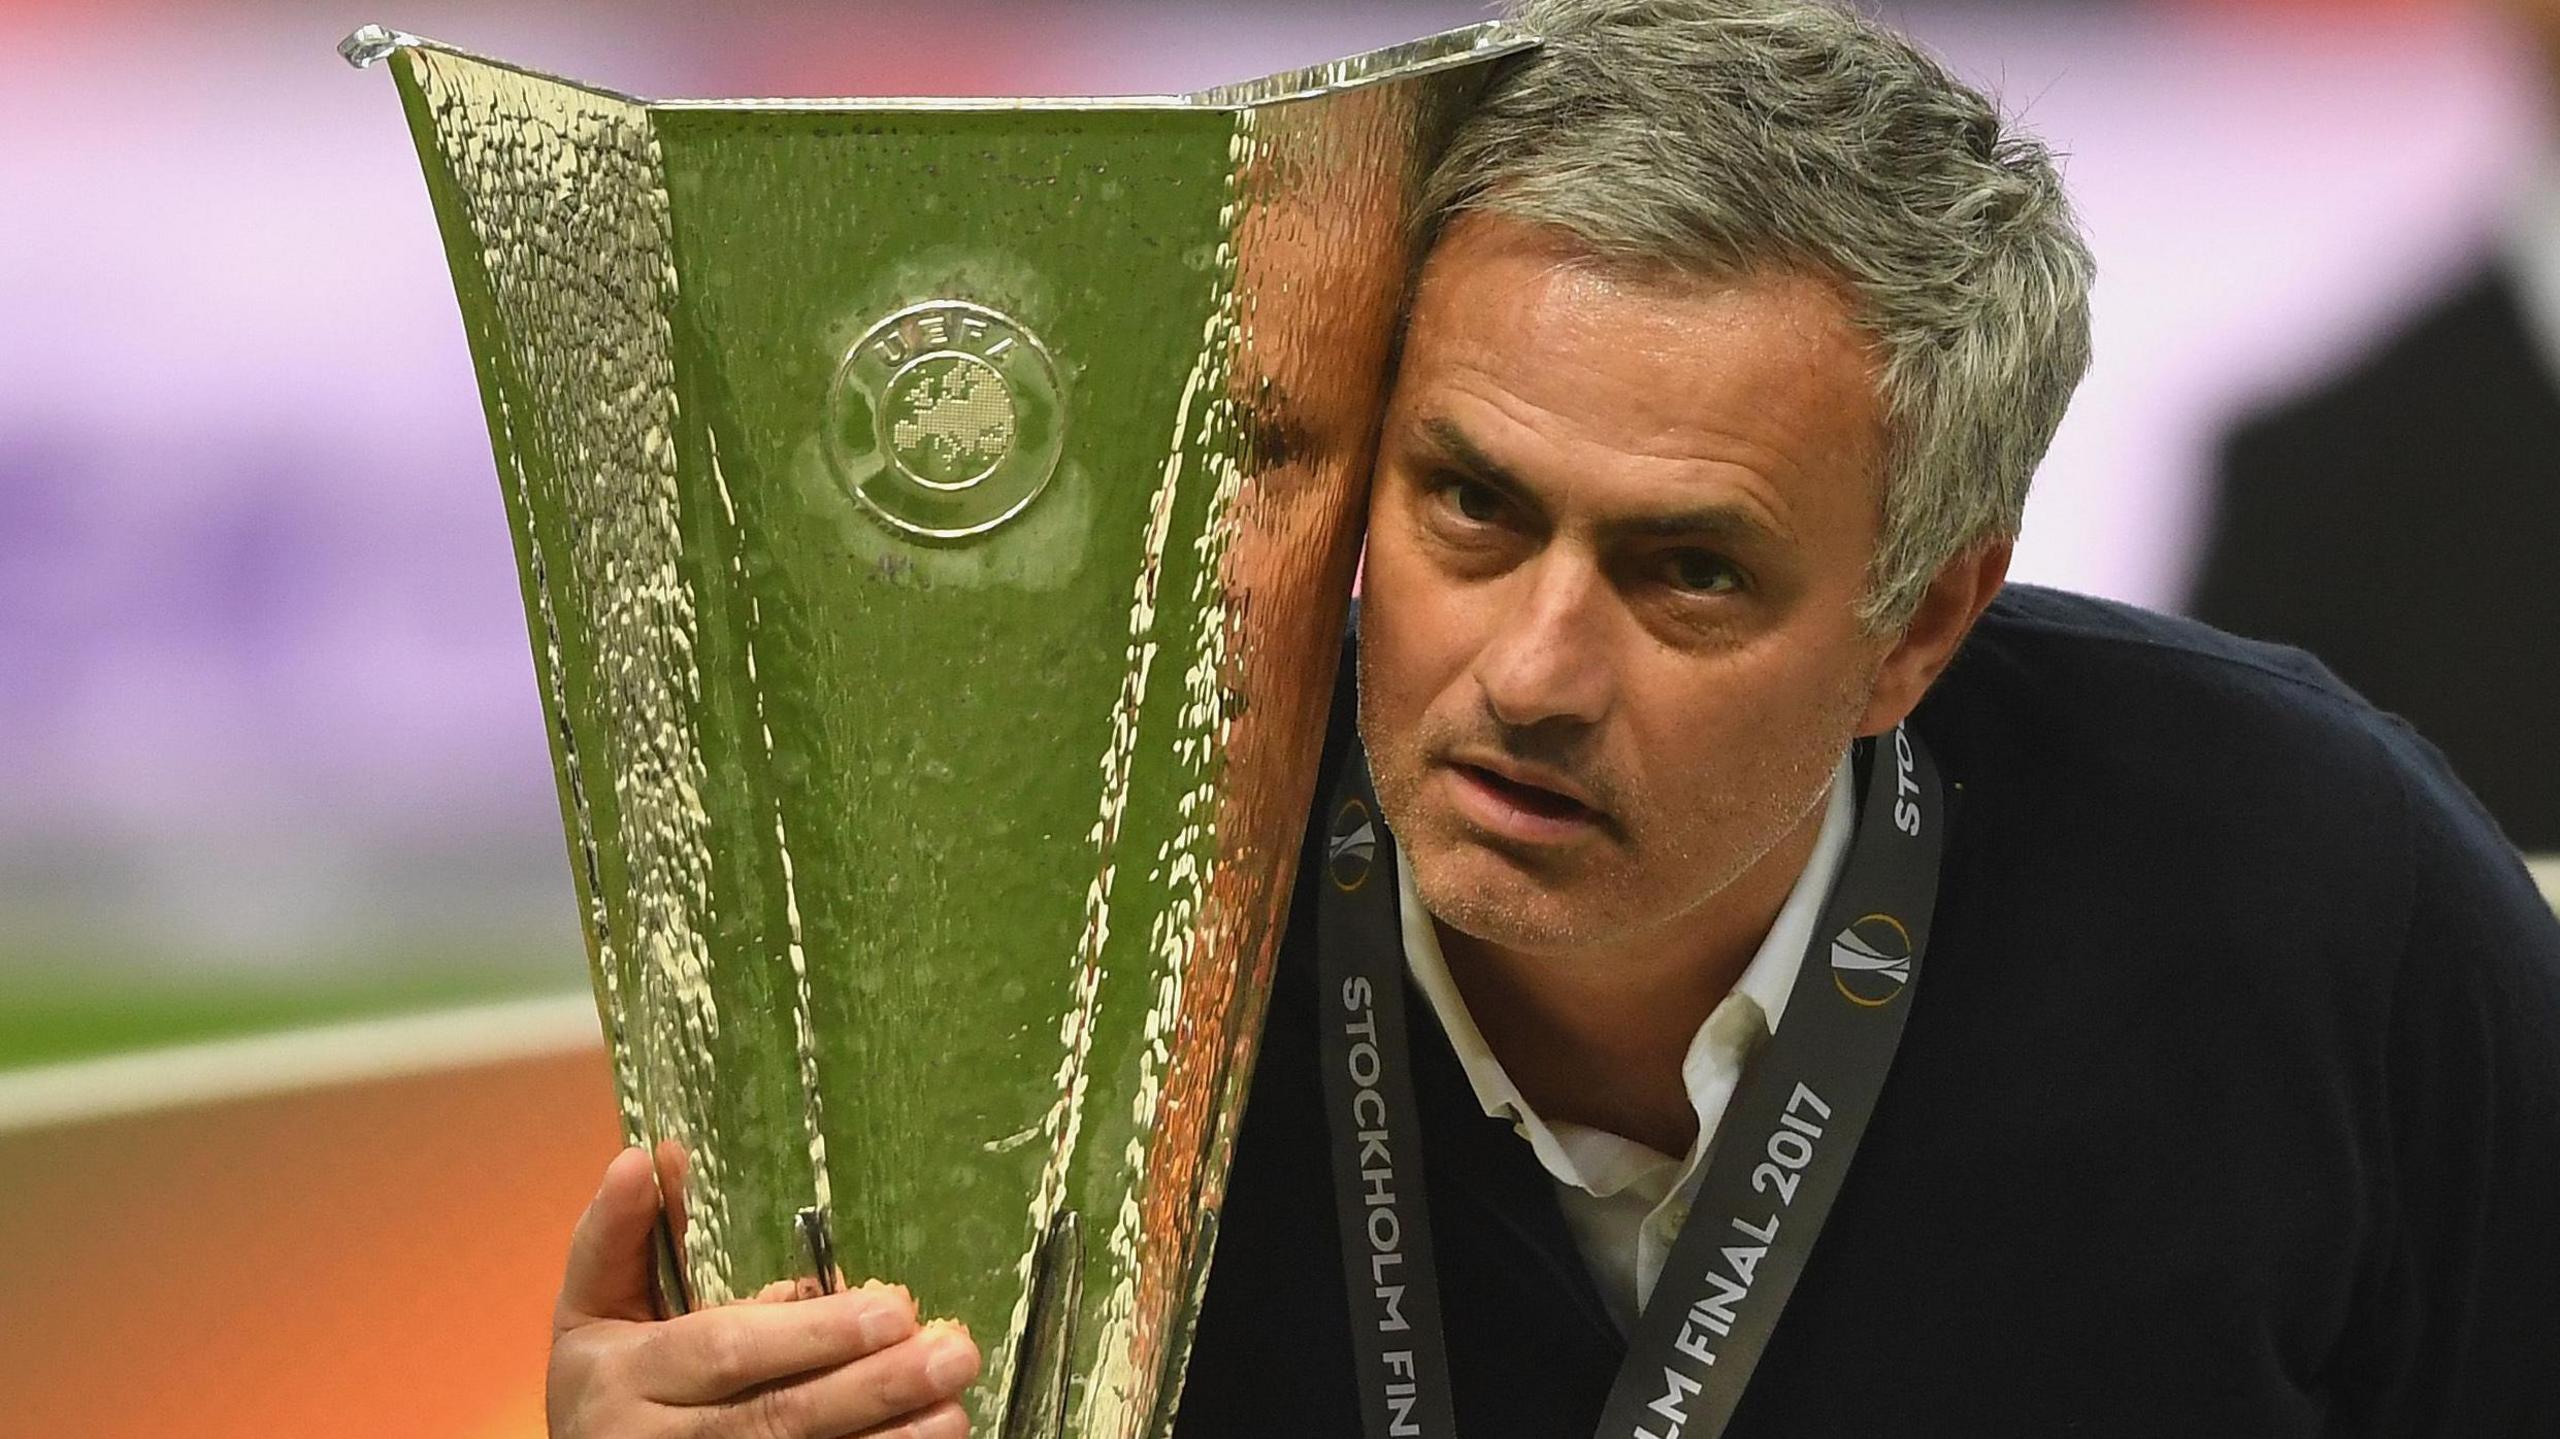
2191;261;2560;851
2191;0;2560;852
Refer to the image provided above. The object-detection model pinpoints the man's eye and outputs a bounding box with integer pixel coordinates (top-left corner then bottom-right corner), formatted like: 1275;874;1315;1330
1664;549;1744;595
1442;477;1503;523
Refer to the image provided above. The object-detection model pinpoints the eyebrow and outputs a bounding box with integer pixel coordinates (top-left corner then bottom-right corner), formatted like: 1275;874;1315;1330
1413;415;1791;551
1420;416;1526;492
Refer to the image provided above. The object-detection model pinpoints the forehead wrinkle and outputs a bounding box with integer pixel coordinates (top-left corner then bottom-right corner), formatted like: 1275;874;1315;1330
1414;340;1838;522
1433;242;1883;498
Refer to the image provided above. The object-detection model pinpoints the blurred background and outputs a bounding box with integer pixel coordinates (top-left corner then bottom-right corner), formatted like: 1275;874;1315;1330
2;0;2555;1434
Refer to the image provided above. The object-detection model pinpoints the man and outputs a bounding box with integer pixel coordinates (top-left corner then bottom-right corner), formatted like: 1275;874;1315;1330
545;2;2560;1435
2189;0;2560;852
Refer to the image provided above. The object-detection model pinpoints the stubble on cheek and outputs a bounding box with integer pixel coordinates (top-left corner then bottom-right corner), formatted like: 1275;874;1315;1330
1351;633;1426;844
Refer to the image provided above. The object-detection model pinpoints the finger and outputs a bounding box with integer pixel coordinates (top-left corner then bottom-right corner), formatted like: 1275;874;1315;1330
715;1321;980;1439
850;1397;969;1439
739;1270;835;1305
558;1146;665;1328
636;1282;919;1406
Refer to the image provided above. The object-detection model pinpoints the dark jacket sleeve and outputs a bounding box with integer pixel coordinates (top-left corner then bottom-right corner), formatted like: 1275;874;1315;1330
2327;727;2560;1434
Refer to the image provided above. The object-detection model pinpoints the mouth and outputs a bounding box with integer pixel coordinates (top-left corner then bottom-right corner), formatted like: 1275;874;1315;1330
1457;763;1595;818
1440;757;1608;843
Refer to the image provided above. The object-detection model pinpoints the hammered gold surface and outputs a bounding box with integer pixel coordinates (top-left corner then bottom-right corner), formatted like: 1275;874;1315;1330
371;24;1525;1434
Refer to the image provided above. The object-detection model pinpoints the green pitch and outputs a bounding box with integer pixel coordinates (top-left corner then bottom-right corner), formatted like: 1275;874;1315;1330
0;947;585;1073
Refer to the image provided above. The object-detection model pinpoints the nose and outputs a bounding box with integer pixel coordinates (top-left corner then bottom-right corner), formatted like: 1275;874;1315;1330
1471;550;1615;730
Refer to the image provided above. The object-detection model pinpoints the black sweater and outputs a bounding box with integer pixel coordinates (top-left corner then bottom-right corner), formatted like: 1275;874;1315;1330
1173;585;2560;1437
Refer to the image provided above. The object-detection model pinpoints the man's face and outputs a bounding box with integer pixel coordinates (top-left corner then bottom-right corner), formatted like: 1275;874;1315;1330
1357;214;1896;955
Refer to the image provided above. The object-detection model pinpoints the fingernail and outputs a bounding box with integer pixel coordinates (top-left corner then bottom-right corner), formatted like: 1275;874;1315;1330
857;1296;913;1347
924;1326;979;1388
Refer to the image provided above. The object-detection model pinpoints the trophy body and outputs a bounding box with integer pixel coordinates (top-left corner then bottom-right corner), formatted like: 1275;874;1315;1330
353;23;1522;1435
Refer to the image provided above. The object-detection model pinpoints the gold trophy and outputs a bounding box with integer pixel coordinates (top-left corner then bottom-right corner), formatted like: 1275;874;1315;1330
346;21;1524;1435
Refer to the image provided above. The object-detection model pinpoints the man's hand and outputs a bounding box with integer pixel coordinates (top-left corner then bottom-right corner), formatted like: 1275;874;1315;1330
546;1147;982;1438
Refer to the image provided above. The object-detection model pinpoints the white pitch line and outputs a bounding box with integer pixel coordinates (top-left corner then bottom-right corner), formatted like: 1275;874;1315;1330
0;991;603;1136
4;856;2552;1138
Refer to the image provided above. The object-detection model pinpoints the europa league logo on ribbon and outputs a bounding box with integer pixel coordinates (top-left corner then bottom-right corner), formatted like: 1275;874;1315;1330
1829;913;1915;1007
1328;795;1379;893
828;300;1065;541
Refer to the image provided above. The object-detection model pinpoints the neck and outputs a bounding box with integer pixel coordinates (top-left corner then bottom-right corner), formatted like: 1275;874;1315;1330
1436;794;1831;1159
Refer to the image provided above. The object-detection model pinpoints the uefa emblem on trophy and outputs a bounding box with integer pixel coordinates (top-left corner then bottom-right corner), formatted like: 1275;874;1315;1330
346;19;1525;1435
826;299;1068;541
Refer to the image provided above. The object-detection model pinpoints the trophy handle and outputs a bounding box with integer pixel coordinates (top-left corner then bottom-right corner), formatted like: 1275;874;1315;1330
1002;1209;1086;1439
650;1213;694;1318
794;1206;842;1296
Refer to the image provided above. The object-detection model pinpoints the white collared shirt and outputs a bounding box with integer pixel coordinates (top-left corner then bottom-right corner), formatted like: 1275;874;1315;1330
1397;754;1859;1333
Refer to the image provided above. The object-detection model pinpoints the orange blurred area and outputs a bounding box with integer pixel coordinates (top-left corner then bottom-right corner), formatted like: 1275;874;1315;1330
0;1050;622;1439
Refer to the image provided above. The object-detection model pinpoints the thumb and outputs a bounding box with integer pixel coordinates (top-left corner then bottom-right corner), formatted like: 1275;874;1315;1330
557;1145;667;1329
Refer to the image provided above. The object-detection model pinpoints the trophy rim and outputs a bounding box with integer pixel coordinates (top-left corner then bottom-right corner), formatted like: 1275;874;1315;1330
340;19;1534;113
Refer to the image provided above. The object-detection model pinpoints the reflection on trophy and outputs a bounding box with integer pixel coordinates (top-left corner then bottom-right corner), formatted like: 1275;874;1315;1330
346;21;1525;1435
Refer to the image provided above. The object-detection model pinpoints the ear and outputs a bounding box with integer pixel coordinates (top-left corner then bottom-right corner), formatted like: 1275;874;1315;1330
1856;540;2012;737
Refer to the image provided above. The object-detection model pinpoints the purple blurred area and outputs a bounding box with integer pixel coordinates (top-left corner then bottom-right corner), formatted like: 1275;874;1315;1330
0;0;2545;980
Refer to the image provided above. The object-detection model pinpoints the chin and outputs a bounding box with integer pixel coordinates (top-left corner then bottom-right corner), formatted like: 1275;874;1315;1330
1404;839;1623;954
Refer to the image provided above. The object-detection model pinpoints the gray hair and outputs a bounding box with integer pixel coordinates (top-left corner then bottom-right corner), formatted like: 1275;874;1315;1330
1421;0;2095;630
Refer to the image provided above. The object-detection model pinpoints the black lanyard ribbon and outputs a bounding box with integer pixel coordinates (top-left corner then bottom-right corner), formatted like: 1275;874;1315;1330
1314;727;1945;1439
